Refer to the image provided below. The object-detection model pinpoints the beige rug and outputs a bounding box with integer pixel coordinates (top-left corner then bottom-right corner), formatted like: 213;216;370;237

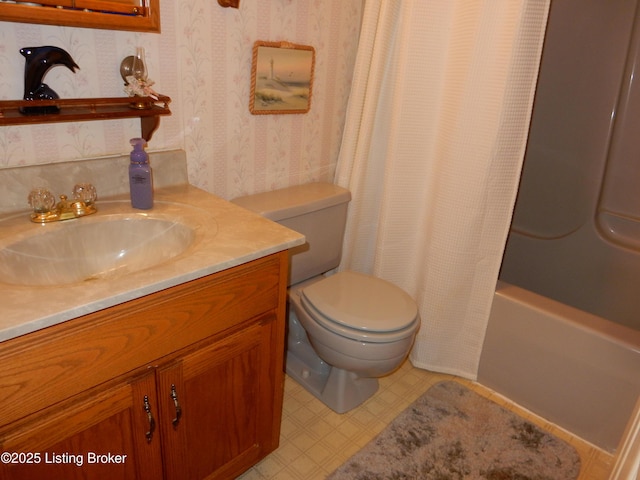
327;381;581;480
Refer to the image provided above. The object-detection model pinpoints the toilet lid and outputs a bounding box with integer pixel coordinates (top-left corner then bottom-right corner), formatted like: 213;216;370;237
301;271;418;333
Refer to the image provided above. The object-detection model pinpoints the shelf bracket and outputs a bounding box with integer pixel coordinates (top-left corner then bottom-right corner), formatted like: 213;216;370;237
141;116;161;141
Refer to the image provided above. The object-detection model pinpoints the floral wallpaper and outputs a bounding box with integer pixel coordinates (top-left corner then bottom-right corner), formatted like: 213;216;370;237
0;0;363;199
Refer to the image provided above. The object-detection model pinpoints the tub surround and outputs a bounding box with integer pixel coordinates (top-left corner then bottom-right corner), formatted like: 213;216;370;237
0;151;305;342
501;0;640;332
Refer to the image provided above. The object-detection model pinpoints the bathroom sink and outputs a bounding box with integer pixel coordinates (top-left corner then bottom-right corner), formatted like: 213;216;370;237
0;215;196;286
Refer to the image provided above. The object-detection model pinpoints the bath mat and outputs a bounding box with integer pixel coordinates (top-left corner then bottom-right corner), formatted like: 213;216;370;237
327;381;581;480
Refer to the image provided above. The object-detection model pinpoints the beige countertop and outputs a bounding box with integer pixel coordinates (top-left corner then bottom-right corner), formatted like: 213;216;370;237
0;184;304;342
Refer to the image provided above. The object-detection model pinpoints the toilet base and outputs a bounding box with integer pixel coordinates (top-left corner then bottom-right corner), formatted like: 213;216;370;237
286;350;379;414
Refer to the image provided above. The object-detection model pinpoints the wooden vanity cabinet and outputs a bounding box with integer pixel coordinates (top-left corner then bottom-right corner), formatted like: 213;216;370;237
0;370;163;479
0;252;289;480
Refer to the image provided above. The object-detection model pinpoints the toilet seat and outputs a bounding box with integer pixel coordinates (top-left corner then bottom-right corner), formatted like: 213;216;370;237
300;271;419;343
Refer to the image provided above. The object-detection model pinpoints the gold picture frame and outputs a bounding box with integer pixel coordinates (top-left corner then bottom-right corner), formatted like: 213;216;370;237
250;41;315;115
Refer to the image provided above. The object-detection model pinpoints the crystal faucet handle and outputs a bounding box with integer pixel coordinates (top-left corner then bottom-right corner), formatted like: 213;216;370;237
73;183;97;205
28;188;56;213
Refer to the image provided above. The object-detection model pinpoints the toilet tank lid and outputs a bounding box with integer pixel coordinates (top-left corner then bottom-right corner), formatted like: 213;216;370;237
231;182;351;221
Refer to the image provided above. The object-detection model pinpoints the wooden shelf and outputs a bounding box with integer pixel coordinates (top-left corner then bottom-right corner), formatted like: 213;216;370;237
0;95;171;141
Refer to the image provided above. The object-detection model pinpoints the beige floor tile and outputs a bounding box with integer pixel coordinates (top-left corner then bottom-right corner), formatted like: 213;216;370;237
237;361;614;480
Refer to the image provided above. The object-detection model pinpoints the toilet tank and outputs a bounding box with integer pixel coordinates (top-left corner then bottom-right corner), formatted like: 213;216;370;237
231;183;351;285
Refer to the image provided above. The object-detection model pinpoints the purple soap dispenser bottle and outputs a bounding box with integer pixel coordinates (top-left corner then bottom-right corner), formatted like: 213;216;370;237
129;138;153;209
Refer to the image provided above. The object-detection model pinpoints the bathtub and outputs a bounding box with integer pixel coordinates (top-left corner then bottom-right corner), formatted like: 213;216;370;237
475;0;640;454
478;281;640;452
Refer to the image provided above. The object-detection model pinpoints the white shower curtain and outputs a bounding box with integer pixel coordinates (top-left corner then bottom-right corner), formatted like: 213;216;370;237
334;0;550;379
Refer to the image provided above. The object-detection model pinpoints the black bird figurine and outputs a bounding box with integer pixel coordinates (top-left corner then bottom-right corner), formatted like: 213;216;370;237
20;46;80;115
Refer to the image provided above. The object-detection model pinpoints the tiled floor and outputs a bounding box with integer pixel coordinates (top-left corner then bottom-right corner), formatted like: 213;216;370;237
238;361;615;480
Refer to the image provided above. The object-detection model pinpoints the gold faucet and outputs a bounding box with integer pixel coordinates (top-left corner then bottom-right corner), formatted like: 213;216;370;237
28;183;98;223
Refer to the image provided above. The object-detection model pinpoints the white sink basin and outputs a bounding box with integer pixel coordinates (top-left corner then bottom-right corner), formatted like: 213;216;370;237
0;216;196;286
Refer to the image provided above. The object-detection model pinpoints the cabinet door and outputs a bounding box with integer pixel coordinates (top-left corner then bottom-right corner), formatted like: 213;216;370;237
0;371;163;480
159;313;282;480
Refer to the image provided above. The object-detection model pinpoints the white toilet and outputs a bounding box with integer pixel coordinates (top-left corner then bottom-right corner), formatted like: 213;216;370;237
232;183;420;413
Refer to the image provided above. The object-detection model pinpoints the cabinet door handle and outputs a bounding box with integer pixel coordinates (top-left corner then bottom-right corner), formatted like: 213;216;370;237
170;384;182;427
143;395;156;443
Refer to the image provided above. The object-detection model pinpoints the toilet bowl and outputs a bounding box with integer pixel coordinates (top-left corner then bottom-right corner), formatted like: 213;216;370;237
286;271;419;412
231;182;421;413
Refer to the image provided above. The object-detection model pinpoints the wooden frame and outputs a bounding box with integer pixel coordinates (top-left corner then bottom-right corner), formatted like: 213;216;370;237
250;41;315;115
0;0;160;33
217;0;240;7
